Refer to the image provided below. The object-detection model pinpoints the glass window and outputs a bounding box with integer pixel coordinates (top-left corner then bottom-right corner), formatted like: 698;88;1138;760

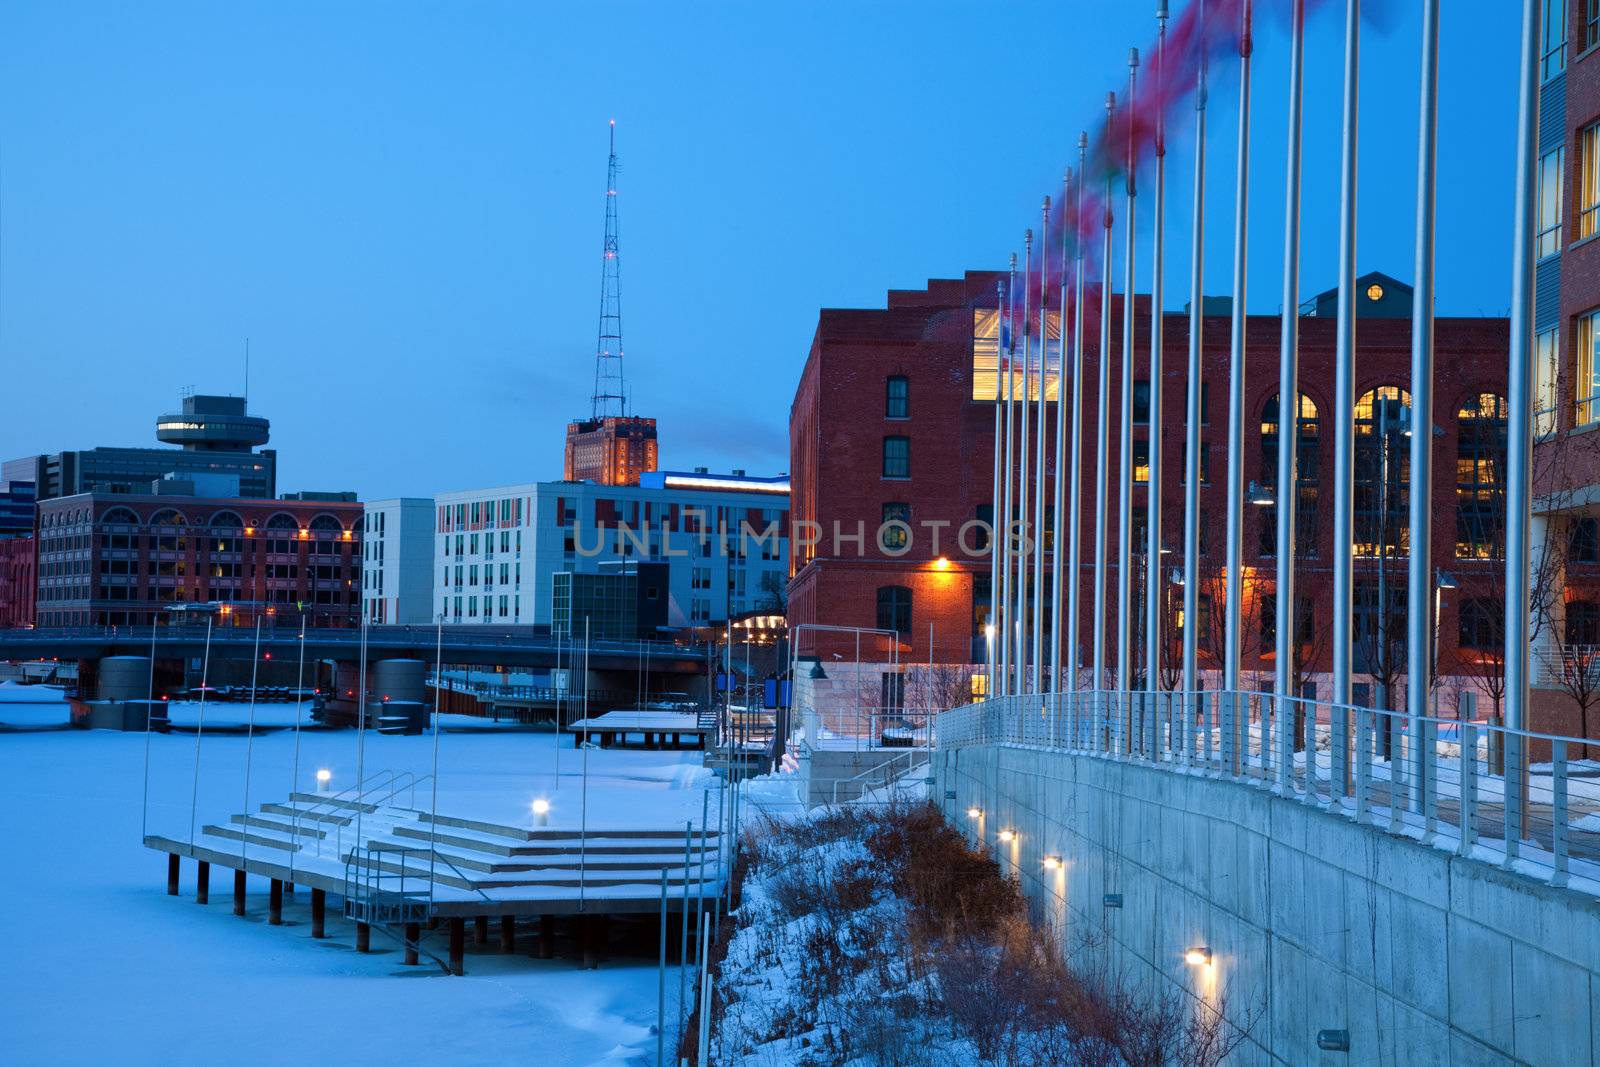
1132;381;1150;424
1538;147;1565;259
1133;439;1149;483
1579;311;1600;426
1456;394;1508;559
1581;122;1599;241
881;502;911;550
886;376;909;419
1571;517;1600;563
1567;600;1600;646
1537;328;1561;437
1544;0;1569;81
882;436;910;479
876;585;913;634
1588;0;1600;50
1353;386;1412;556
1259;392;1320;558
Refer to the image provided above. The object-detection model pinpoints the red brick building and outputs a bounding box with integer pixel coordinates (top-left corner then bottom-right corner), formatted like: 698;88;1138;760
789;269;1519;710
0;535;36;628
34;492;363;629
564;415;659;487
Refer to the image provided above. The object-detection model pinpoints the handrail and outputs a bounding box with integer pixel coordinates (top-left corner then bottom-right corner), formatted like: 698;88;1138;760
304;768;403;858
829;748;927;806
941;688;1600;893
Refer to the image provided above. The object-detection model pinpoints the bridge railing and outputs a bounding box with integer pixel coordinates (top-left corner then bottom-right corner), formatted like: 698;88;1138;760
939;689;1600;893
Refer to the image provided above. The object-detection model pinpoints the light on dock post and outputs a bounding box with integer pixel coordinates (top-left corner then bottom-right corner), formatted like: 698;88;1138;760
532;797;550;827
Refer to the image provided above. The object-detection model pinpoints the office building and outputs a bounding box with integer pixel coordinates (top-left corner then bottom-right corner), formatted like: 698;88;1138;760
551;561;670;640
361;498;435;624
564;416;659;487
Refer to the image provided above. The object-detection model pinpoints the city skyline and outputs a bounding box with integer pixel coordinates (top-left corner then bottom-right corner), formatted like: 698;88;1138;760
1;2;1522;501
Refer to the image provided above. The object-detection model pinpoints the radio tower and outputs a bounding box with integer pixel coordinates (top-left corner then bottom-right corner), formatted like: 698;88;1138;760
592;120;627;419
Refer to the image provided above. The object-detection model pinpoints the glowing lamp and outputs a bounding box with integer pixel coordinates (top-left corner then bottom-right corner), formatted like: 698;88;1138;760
966;806;983;819
997;829;1016;843
1043;855;1063;870
1184;946;1212;967
532;798;551;826
315;768;332;793
934;556;951;570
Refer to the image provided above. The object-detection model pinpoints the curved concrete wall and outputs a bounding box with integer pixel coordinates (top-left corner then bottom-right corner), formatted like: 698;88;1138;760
937;745;1600;1066
370;658;426;705
97;656;151;701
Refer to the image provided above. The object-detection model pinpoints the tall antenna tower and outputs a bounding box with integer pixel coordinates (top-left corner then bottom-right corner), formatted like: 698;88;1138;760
591;120;627;419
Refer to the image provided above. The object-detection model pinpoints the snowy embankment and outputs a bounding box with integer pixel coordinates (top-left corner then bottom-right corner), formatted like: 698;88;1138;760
0;679;70;727
706;805;1242;1067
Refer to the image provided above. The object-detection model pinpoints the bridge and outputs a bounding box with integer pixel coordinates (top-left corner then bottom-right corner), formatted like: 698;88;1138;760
937;690;1600;1065
0;625;708;674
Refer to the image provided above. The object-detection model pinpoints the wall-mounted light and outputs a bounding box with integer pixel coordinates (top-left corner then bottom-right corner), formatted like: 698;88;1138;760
934;556;951;570
997;829;1016;843
1043;855;1063;870
966;806;983;819
1184;946;1212;967
1317;1029;1350;1052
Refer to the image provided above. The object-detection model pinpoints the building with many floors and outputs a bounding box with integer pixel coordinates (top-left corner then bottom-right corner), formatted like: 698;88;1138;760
563;415;658;487
360;498;435;625
33;490;362;629
0;480;37;628
415;472;788;630
5;392;277;502
788;269;1540;719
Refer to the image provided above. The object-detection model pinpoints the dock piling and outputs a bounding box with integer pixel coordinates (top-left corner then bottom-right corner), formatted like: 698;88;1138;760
196;860;209;905
232;870;246;916
404;922;420;965
311;888;326;938
449;917;466;975
166;854;180;896
268;879;283;925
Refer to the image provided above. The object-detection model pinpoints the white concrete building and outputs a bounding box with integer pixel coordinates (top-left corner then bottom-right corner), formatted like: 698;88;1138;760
361;498;435;624
425;472;789;628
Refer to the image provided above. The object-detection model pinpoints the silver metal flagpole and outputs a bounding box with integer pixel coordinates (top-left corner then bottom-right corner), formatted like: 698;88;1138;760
990;276;1008;700
1053;168;1075;704
1033;197;1052;695
1147;7;1169;734
1068;135;1089;712
1017;229;1035;697
1504;0;1543;827
1095;94;1116;701
1330;0;1360;729
1181;0;1209;724
1224;0;1253;773
1406;0;1440;823
1274;0;1307;792
1117;48;1141;715
1001;255;1018;695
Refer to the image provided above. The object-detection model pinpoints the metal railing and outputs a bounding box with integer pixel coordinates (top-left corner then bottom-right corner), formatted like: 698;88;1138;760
939;689;1600;892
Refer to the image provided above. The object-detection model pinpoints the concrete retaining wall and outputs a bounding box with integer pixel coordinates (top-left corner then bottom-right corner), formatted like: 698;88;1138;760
936;744;1600;1066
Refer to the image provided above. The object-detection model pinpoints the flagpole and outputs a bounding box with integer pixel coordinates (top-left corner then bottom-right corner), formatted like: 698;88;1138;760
1069;134;1089;709
1094;92;1116;703
1181;0;1208;722
1033;197;1052;695
1054;167;1077;705
1016;229;1035;697
1146;9;1169;729
990;275;1008;699
1223;0;1253;771
1117;48;1140;729
1274;0;1307;792
1330;0;1360;730
1001;254;1019;695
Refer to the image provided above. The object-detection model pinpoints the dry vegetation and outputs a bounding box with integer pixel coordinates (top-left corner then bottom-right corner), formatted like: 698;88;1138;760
689;803;1247;1066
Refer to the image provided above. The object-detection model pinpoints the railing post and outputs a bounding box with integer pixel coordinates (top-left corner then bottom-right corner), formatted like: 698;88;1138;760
1552;738;1569;888
1276;694;1292;795
1222;690;1235;777
1459;722;1478;856
1504;730;1523;869
1355;708;1371;824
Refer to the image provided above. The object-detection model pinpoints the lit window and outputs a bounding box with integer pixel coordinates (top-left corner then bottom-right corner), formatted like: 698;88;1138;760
1456;393;1508;560
1536;328;1560;437
1537;147;1565;258
1579;311;1600;426
880;503;911;551
1580;122;1599;241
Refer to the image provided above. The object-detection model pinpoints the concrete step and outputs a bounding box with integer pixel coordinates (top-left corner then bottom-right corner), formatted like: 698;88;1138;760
420;811;721;844
230;813;328;839
390;823;722;859
347;852;721;893
287;791;380;814
259;802;355;826
201;824;304;854
365;837;718;876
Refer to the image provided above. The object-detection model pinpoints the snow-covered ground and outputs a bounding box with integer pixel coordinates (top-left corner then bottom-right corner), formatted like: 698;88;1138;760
0;719;718;1066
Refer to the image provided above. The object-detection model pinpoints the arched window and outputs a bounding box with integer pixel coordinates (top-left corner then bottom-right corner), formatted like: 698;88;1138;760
149;509;187;527
1258;392;1320;558
208;510;244;529
876;585;913;634
101;507;140;527
309;514;344;534
1354;386;1411;556
886;376;909;419
265;513;299;531
1457;393;1507;559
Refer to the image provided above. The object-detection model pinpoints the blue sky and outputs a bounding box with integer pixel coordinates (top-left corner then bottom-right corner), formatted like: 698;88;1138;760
0;1;1521;499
